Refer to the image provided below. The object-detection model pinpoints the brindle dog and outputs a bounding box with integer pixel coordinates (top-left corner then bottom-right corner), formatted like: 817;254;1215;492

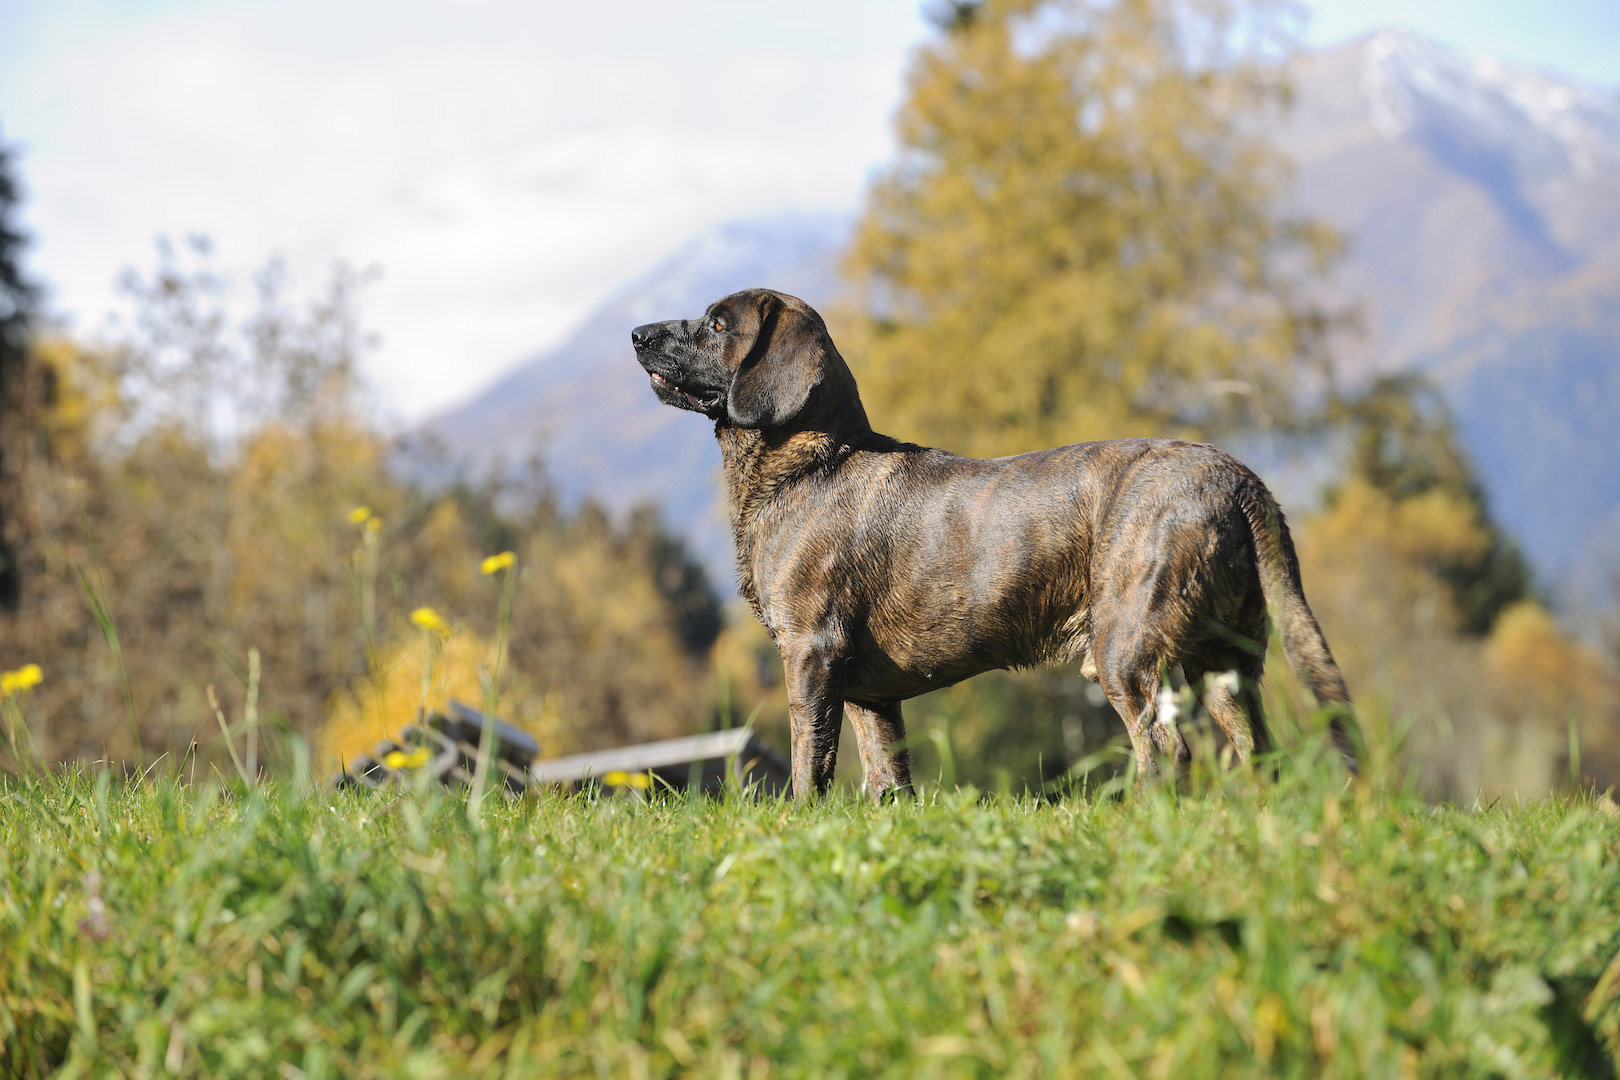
631;288;1356;798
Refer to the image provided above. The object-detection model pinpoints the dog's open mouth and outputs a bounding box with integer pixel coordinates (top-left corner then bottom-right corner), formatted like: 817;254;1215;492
650;371;724;413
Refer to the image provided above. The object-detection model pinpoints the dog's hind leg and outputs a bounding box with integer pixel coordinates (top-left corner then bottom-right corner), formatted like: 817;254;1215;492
1232;666;1274;762
1188;650;1273;768
1110;679;1166;788
846;700;912;798
1096;659;1188;788
1190;669;1256;765
1095;605;1193;785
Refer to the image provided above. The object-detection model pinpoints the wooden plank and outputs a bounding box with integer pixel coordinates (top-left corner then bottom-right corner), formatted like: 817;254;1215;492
528;729;789;795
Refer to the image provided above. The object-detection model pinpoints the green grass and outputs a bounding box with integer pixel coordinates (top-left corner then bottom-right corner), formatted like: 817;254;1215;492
2;762;1618;1078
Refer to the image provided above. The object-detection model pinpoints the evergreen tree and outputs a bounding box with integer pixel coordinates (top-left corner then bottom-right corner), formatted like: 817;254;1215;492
1335;374;1532;636
0;129;40;613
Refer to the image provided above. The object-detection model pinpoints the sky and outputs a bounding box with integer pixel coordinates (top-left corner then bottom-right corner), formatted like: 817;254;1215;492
1;0;1616;422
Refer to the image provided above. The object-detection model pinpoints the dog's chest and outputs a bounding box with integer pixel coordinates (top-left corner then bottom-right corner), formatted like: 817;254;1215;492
736;549;808;642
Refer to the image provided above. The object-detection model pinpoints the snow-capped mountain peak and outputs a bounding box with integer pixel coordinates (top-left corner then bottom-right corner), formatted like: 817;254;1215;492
1359;29;1620;177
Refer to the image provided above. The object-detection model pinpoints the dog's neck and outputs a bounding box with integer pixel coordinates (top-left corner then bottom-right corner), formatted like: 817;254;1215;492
714;391;875;613
715;418;868;523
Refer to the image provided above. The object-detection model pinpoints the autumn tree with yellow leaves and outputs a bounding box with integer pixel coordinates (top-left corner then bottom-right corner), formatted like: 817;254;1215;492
844;0;1341;458
0;238;727;776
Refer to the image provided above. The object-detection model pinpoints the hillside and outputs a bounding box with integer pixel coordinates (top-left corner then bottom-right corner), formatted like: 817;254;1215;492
419;30;1620;606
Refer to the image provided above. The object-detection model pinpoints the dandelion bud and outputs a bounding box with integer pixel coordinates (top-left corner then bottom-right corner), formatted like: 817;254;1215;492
409;607;449;634
480;551;516;576
0;663;43;696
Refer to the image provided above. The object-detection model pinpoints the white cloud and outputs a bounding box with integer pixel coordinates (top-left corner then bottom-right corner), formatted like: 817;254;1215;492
6;0;1610;422
0;0;931;419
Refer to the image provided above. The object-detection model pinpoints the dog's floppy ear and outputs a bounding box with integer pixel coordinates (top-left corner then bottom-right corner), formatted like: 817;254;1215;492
726;297;826;429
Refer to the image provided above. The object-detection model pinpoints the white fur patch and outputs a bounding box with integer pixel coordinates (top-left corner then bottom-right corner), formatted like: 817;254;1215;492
1155;685;1181;729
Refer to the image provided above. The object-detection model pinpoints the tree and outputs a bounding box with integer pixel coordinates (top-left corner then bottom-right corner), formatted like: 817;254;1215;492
0;128;40;613
1332;375;1531;635
1296;377;1616;796
844;0;1341;458
1;237;732;772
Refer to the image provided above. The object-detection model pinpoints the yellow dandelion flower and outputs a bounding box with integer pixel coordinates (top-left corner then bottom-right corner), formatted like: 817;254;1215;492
383;747;433;770
0;664;43;697
348;506;373;524
480;551;516;576
409;607;449;634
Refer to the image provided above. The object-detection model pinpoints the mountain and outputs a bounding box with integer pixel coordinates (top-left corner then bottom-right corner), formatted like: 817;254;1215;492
1284;31;1620;370
1278;31;1620;601
419;30;1620;608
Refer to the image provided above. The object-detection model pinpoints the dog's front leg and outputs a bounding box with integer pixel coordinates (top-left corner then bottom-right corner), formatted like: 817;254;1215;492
780;640;846;800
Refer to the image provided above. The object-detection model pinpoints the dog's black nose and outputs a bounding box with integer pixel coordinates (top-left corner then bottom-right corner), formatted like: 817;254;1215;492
630;324;655;348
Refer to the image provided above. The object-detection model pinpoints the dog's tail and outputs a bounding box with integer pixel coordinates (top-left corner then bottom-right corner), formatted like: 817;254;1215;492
1241;480;1359;773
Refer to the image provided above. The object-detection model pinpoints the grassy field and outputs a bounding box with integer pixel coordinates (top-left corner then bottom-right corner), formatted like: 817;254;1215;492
3;755;1619;1078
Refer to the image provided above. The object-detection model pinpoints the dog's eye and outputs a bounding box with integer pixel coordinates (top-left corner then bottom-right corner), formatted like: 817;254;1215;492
710;318;726;333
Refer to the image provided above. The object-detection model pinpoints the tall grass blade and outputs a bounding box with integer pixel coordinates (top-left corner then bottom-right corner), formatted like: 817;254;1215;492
68;481;142;765
74;566;140;765
206;683;250;787
245;648;261;786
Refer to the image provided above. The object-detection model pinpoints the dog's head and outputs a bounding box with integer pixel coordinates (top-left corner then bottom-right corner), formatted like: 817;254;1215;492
630;289;841;430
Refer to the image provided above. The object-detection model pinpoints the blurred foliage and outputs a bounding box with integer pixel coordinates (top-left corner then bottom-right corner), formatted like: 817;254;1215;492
876;668;1106;795
843;0;1342;458
318;624;561;769
0;239;729;777
1293;378;1618;797
1332;375;1532;636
